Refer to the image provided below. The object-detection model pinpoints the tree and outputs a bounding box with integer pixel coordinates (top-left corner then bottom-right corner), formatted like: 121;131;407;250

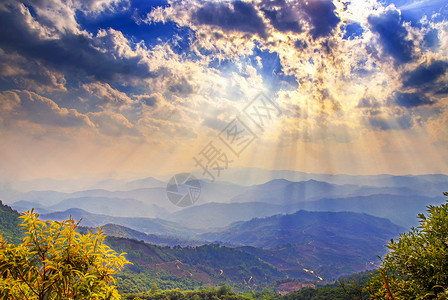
0;210;130;299
368;193;448;299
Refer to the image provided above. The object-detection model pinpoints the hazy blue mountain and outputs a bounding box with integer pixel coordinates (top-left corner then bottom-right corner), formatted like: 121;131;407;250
80;223;208;247
200;210;403;279
219;168;448;196
122;177;166;190
201;210;402;248
6;187;172;212
352;185;419;196
49;196;168;218
4;171;446;215
289;194;446;228
11;200;53;214
70;181;245;209
41;208;198;237
167;192;443;230
5;180;246;213
71;188;167;204
8;190;70;206
229;179;362;204
190;180;246;204
217;167;383;186
167;202;284;229
89;177;166;191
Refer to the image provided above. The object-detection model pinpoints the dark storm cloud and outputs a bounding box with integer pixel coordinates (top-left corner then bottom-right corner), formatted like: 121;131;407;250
393;92;434;108
402;60;448;88
261;2;302;33
140;95;159;107
192;0;339;40
0;5;154;83
368;10;414;64
301;0;340;39
435;87;448;95
294;39;307;50
168;77;194;96
194;1;267;38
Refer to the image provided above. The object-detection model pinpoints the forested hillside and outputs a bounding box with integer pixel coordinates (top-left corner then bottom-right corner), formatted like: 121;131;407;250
107;237;285;294
202;210;403;279
0;200;24;244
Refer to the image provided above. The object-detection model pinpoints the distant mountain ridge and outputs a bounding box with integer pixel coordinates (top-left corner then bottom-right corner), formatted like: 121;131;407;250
167;202;285;229
81;223;207;247
218;168;448;194
3;171;447;225
50;196;168;218
0;199;412;282
291;194;445;228
41;208;198;237
167;193;444;229
201;210;402;248
229;179;424;204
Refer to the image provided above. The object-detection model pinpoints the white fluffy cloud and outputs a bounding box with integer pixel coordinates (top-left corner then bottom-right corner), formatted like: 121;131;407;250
0;90;93;128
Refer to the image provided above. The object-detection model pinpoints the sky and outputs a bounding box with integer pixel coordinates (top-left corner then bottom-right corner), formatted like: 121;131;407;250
0;0;447;181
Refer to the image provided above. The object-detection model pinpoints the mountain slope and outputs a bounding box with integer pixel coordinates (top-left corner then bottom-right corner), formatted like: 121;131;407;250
229;179;381;205
167;202;284;229
49;196;168;218
41;208;197;237
6;187;169;211
291;194;445;228
107;237;285;291
167;193;444;229
10;200;52;214
83;223;207;247
219;167;448;196
0;200;24;244
200;210;403;279
201;210;402;248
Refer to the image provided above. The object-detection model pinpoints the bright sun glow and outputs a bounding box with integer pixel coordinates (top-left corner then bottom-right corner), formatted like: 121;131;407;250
0;0;447;182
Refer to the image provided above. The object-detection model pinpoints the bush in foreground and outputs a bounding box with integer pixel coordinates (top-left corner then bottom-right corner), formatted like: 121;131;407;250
0;210;130;299
368;193;448;299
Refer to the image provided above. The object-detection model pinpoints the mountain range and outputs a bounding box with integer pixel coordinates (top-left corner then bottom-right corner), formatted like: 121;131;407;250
1;170;447;287
41;208;198;237
4;173;446;230
0;198;428;285
81;223;207;247
200;210;403;279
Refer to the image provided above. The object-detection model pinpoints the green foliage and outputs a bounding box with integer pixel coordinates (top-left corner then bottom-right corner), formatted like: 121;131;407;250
122;284;250;300
0;200;24;245
115;269;206;294
0;210;130;299
244;288;282;299
368;193;448;300
120;270;374;300
282;271;372;300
